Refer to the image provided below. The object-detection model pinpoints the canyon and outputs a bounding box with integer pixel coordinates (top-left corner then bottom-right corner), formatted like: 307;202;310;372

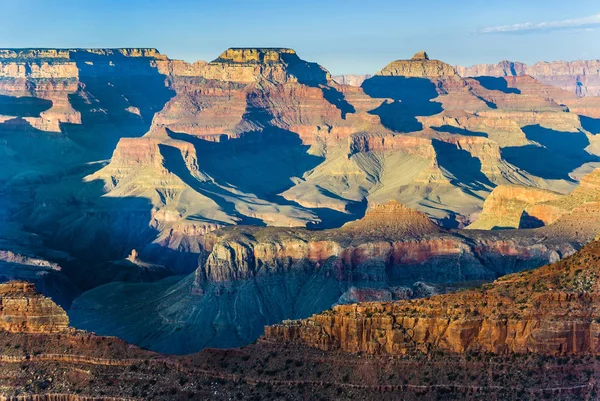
5;241;600;399
2;46;600;359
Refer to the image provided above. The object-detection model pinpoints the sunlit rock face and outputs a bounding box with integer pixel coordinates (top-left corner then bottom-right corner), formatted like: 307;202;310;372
468;168;600;232
266;240;600;357
0;281;69;333
376;51;459;78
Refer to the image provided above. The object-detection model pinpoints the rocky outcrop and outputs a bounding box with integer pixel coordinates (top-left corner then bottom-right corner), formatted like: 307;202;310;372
202;48;331;84
193;201;449;284
347;133;436;157
469;168;600;231
70;198;585;353
4;47;600;336
265;239;600;356
467;185;562;230
340;200;441;237
0;281;68;333
376;51;458;77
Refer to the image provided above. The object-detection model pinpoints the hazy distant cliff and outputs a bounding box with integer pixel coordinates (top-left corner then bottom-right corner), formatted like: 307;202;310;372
456;59;600;97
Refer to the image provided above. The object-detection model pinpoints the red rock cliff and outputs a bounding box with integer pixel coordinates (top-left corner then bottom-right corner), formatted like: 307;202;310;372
265;240;600;356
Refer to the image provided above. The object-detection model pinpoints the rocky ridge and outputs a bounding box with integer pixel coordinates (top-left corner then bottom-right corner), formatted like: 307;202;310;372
469;168;600;230
2;47;600;355
3;48;598;272
4;271;600;399
265;239;600;356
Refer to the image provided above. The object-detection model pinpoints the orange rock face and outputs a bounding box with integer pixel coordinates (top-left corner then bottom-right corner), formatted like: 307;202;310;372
265;240;600;356
468;185;562;230
340;200;442;237
0;281;69;334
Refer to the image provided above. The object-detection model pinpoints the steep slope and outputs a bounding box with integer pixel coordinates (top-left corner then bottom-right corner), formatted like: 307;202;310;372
0;281;69;333
2;47;600;322
468;185;563;230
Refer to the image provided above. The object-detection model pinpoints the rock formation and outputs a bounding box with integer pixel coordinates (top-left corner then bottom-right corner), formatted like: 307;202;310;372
4;280;600;399
265;239;600;356
2;47;600;356
468;185;562;229
376;51;458;77
0;281;68;333
469;168;600;231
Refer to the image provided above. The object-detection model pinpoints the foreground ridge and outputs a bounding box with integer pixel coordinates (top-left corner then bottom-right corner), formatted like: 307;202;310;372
4;258;600;399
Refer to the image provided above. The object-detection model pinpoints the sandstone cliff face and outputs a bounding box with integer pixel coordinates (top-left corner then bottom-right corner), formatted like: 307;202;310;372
4;47;598;275
202;48;331;84
265;240;600;356
191;201;570;285
4;47;600;336
469;168;600;231
0;281;68;333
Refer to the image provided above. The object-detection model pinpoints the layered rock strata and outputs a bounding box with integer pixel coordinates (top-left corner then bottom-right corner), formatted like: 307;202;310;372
265;239;600;356
0;281;68;333
3;281;599;399
69;200;584;353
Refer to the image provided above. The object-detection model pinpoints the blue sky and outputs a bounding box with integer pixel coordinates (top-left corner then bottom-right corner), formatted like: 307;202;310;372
1;0;599;74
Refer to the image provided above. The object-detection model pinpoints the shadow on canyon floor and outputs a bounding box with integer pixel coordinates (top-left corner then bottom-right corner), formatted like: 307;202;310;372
159;143;267;227
581;115;600;135
361;76;443;132
63;50;175;157
432;139;495;191
474;76;521;94
167;128;324;200
433;124;488;137
0;65;182;302
502;124;599;180
0;94;52;117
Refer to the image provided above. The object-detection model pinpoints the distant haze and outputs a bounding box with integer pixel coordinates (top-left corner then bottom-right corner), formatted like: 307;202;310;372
0;0;599;74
